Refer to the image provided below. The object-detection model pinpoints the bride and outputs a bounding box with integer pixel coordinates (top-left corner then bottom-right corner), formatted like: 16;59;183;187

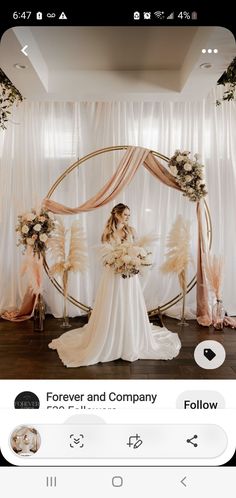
49;203;181;367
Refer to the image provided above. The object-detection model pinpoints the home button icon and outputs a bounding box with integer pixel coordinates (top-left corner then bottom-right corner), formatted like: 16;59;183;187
112;476;123;487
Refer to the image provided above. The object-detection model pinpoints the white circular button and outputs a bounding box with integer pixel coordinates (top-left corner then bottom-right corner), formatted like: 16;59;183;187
194;341;226;369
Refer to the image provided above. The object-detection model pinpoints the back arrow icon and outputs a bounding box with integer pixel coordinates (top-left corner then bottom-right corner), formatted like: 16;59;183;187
181;476;187;487
21;45;28;56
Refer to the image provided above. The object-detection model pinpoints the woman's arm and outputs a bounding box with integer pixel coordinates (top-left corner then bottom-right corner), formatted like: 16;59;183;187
130;226;138;242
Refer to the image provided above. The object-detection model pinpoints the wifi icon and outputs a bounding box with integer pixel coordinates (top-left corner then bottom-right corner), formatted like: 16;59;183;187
154;11;165;19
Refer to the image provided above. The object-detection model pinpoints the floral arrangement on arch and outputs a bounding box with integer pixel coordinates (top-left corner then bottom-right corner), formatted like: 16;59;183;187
168;150;208;202
16;209;55;258
101;237;154;279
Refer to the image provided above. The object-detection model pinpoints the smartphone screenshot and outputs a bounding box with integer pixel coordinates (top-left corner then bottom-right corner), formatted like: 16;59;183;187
0;4;236;496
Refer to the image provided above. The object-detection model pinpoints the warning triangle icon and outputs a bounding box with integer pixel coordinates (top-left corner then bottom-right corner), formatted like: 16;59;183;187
59;12;67;19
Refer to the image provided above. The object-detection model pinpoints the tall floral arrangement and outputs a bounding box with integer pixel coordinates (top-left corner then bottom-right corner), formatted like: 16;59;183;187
168;150;207;202
15;208;55;299
204;254;224;330
161;216;191;325
48;219;87;327
204;254;223;301
16;209;55;258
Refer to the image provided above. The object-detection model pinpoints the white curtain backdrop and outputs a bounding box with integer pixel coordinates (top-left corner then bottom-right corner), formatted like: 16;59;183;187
1;89;236;318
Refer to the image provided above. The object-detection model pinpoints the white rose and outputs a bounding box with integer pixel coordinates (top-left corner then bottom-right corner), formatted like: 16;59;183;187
170;165;178;176
184;162;192;171
185;175;192;182
26;237;34;245
39;233;48;242
176;155;185;162
22;225;29;234
26;213;36;221
33;224;41;232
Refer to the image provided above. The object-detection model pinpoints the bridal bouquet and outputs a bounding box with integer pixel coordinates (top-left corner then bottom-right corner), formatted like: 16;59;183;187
16;208;55;257
168;150;208;202
101;239;153;278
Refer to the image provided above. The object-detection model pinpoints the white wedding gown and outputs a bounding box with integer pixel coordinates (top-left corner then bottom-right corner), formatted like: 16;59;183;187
49;251;181;367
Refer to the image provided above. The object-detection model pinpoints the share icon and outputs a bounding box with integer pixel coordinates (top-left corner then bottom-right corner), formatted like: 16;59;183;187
186;434;198;447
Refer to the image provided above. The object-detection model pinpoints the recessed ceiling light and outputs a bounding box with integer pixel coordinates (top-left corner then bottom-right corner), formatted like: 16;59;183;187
199;63;213;69
14;63;28;70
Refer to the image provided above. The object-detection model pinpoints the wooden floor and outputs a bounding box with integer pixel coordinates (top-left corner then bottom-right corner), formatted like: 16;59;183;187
0;315;236;379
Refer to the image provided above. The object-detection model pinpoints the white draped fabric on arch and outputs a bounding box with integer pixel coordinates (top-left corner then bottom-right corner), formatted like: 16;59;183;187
0;89;236;318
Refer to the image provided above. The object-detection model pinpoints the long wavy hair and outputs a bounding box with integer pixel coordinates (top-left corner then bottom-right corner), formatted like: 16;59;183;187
101;203;133;243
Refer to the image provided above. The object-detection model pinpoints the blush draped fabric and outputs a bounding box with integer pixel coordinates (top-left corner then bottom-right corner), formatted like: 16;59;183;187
43;147;150;213
1;251;43;321
1;288;37;322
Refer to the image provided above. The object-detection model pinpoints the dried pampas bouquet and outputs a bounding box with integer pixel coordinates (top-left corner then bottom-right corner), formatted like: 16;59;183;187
204;254;223;302
204;254;224;329
161;215;191;325
48;218;88;327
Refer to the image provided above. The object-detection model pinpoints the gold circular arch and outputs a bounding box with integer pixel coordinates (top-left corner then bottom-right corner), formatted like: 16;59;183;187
44;145;212;316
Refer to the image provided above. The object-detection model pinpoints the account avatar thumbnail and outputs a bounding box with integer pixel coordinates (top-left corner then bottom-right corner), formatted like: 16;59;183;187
14;391;40;409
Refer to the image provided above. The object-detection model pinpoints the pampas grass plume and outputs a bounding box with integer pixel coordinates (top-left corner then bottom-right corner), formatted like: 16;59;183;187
205;254;223;300
161;215;191;291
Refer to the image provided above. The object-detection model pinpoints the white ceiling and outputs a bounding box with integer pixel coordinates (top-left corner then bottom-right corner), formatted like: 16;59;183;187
0;26;235;101
22;27;197;70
